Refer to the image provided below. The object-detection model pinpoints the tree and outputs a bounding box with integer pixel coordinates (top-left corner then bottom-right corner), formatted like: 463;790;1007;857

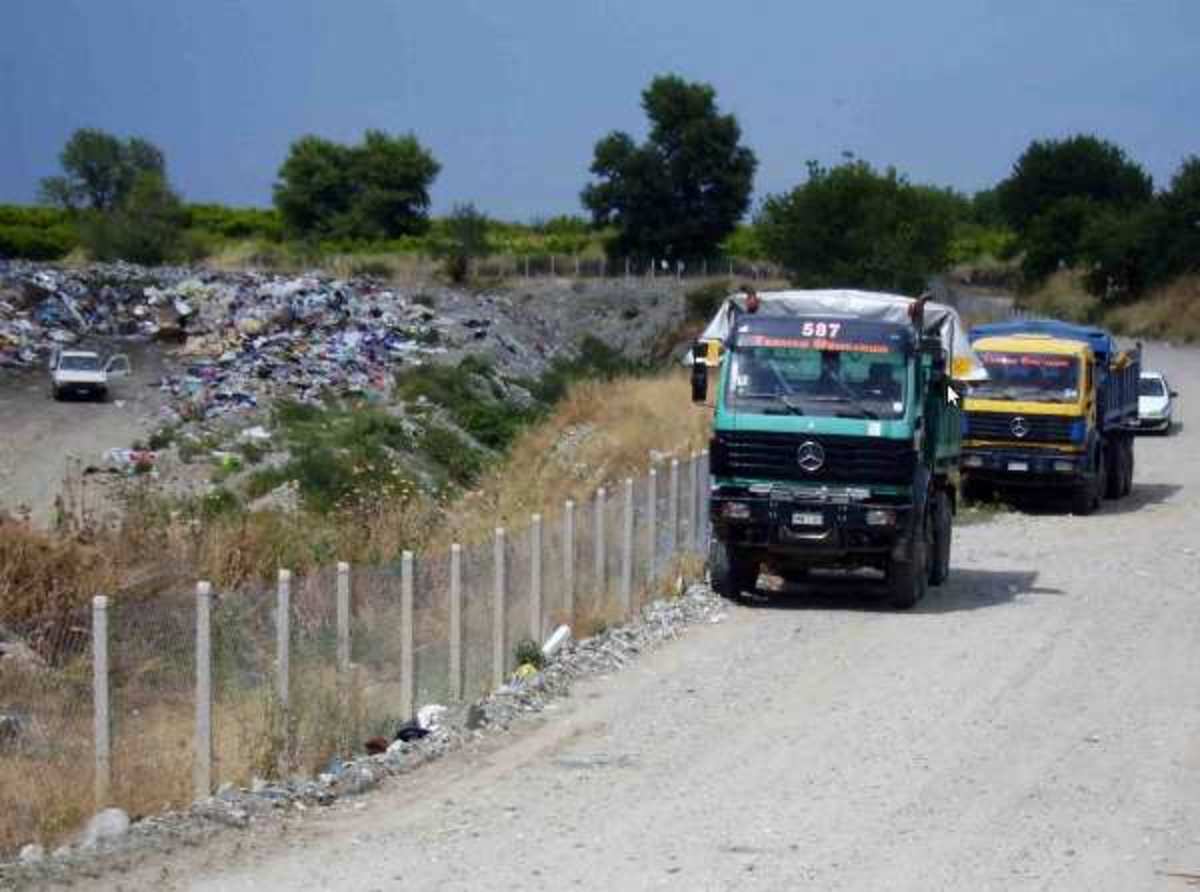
430;203;492;283
78;172;187;264
39;129;166;212
273;130;440;240
756;160;956;294
581;75;757;261
996;135;1153;233
1160;156;1200;278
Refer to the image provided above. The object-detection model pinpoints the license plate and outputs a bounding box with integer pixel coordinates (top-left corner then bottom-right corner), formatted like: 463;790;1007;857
792;512;824;526
1007;461;1029;472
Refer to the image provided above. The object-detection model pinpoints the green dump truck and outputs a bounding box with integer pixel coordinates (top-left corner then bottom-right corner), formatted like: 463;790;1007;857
692;290;981;608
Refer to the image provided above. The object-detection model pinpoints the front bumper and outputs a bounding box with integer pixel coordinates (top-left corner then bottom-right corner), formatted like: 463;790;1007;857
710;489;913;560
961;447;1083;487
1135;415;1170;431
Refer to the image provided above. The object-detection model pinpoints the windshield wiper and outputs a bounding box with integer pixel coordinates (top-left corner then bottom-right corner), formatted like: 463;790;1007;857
803;394;879;419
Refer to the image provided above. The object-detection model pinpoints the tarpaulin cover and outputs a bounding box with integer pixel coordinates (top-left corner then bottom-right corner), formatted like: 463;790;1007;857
697;289;987;382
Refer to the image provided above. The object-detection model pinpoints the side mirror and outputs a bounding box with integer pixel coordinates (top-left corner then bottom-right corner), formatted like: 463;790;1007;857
691;344;708;404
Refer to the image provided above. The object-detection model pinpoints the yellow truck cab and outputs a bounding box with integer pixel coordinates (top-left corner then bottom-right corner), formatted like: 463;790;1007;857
962;321;1140;515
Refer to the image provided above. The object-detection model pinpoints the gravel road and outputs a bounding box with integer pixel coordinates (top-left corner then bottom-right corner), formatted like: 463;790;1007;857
71;343;1200;891
0;341;168;525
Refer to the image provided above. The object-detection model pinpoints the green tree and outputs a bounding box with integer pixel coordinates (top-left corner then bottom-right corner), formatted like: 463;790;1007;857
39;129;166;212
273;130;440;240
756;160;956;294
431;203;492;283
581;75;756;261
1160;156;1200;278
1077;203;1167;302
79;172;186;264
996;135;1153;233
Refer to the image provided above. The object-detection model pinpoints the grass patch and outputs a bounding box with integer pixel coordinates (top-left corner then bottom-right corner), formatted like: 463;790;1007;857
1105;274;1200;344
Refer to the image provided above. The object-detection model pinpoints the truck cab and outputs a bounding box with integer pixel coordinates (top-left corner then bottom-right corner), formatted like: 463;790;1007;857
49;349;130;402
962;321;1139;514
694;291;970;608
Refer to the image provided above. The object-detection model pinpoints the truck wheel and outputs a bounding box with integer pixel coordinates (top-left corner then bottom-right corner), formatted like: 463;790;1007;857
709;541;758;601
1072;449;1104;515
1122;439;1134;496
1104;440;1126;500
928;490;952;587
889;507;929;609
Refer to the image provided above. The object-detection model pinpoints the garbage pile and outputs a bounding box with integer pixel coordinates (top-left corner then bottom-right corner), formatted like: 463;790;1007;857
1;261;568;423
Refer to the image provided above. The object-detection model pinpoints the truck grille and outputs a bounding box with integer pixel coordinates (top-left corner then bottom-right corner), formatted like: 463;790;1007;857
964;412;1075;444
710;432;916;485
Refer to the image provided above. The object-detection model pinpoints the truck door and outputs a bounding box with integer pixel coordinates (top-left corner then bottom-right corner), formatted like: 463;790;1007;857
105;354;131;378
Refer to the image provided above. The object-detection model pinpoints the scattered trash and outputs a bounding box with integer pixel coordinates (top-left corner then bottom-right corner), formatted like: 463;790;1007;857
78;808;130;849
393;719;429;743
542;624;572;659
416;703;447;731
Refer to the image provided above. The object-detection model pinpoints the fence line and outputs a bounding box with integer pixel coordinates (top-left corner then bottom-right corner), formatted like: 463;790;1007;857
1;452;711;852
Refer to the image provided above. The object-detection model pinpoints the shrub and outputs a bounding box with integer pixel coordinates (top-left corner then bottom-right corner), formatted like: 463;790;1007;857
420;425;484;486
685;279;731;321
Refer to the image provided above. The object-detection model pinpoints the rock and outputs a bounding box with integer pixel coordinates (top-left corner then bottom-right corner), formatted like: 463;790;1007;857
79;807;130;848
18;843;45;864
466;703;487;730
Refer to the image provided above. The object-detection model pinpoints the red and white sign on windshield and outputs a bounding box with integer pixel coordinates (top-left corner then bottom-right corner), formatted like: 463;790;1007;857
980;352;1073;369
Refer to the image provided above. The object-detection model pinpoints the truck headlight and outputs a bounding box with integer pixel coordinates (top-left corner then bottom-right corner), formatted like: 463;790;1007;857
964;454;984;468
865;509;896;526
722;502;752;520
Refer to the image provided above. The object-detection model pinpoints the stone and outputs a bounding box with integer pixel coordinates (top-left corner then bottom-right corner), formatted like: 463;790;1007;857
18;843;45;864
79;807;131;848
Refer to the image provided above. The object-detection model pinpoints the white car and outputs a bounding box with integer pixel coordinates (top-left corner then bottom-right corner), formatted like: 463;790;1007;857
1137;371;1177;433
49;349;131;402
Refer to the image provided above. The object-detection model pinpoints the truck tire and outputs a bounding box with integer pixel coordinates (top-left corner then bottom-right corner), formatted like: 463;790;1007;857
709;541;758;601
889;507;930;609
1122;439;1134;496
1071;449;1104;515
1104;440;1123;500
928;489;952;587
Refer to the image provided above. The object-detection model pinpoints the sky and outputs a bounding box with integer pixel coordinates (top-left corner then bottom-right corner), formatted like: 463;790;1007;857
3;0;1199;219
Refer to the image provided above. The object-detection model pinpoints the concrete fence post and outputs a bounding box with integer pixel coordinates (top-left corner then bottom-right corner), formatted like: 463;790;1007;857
699;450;711;552
530;514;543;643
92;595;110;809
669;459;680;557
493;529;507;689
688;452;700;551
194;581;213;801
449;544;463;701
563;500;576;623
594;488;607;597
647;468;658;579
621;478;634;615
276;569;291;709
400;551;415;719
276;568;291;774
336;562;350;681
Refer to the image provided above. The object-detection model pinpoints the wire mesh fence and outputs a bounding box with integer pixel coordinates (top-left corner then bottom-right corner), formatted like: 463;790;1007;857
1;452;711;853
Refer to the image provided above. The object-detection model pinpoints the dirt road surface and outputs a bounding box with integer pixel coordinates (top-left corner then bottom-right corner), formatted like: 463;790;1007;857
64;344;1200;891
0;341;168;526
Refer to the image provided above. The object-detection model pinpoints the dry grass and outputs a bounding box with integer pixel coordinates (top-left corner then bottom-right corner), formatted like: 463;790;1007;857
1017;269;1100;323
1105;275;1200;344
441;370;711;544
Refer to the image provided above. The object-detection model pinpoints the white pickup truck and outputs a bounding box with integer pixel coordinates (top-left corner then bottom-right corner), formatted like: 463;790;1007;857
49;349;131;402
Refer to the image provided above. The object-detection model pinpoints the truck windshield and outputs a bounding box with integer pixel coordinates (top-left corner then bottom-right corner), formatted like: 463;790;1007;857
726;348;908;419
972;352;1079;401
59;355;101;371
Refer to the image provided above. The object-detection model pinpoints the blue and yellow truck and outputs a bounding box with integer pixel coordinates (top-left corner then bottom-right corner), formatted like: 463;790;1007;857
692;289;983;608
961;320;1141;514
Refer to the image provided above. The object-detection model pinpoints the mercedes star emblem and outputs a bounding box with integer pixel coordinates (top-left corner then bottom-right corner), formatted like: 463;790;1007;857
797;440;826;473
1010;416;1030;438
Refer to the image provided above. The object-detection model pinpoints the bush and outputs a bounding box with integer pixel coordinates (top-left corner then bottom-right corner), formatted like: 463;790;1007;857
685;279;731;321
0;222;76;260
78;173;187;265
420;425;484;486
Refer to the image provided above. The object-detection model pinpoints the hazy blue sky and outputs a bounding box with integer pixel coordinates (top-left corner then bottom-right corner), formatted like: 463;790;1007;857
4;0;1198;218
